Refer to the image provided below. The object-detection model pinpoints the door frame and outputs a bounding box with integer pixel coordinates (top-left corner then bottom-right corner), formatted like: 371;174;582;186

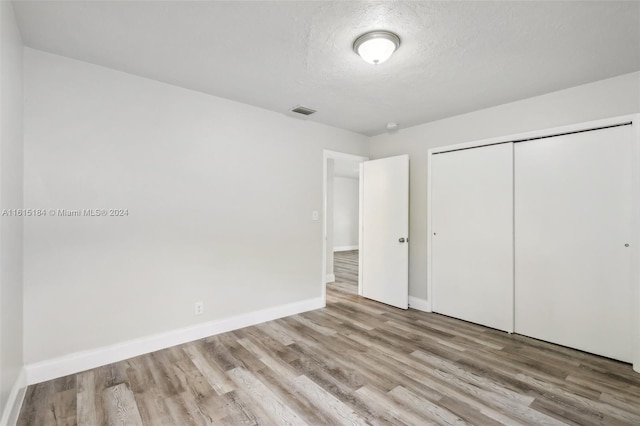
322;150;368;305
426;113;640;372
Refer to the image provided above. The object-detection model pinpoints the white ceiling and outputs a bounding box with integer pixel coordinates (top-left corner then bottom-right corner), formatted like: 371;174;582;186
13;1;640;136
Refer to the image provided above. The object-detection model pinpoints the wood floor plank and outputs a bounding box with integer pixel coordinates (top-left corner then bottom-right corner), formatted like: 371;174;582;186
166;347;223;424
49;387;77;426
356;384;436;426
17;250;640;425
292;375;366;425
228;367;307;425
518;374;640;425
317;307;376;331
235;327;300;363
599;392;640;416
102;383;144;426
32;383;58;426
437;396;506;426
200;336;241;372
529;396;612;426
249;363;331;425
77;370;105;426
411;349;536;406
256;321;296;347
388;385;469;426
76;371;96;426
131;386;175;426
220;389;265;425
359;342;533;425
182;342;236;395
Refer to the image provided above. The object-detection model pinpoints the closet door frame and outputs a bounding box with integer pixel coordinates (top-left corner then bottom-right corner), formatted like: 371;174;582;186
426;113;640;373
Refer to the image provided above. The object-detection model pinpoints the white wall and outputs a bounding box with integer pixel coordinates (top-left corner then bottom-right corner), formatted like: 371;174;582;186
0;0;25;421
370;71;640;301
333;177;359;250
23;48;369;366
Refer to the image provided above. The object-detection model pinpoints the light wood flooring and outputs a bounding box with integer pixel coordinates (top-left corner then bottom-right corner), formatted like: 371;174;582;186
18;250;640;425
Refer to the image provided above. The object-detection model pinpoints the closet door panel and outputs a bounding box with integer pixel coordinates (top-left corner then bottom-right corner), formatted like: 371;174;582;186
514;125;633;362
431;143;514;332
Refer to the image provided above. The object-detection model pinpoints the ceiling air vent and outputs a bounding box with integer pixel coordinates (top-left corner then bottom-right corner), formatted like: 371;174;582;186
290;105;317;116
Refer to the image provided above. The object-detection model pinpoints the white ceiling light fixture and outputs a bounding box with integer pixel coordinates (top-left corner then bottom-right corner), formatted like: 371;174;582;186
353;30;401;65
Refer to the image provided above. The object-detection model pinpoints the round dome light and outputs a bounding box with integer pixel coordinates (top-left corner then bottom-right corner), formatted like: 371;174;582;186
353;30;400;65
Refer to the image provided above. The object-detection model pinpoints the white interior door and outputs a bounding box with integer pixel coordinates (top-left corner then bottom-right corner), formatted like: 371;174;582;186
515;125;634;362
360;155;409;309
431;143;514;332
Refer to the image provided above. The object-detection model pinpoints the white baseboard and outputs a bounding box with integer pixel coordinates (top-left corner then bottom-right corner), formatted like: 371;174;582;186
409;296;431;312
25;296;324;385
334;245;358;252
0;368;27;426
325;273;335;283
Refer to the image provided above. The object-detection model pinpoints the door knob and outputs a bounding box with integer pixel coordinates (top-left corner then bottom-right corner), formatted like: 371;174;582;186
399;238;406;243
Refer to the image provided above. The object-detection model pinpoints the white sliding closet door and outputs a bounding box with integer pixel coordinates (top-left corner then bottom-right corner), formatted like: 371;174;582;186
431;143;514;332
515;125;633;362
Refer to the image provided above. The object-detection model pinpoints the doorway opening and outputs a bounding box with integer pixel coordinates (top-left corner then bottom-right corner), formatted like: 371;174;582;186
322;150;368;304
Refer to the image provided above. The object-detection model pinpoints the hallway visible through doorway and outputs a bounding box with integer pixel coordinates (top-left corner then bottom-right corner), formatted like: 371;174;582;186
330;250;358;295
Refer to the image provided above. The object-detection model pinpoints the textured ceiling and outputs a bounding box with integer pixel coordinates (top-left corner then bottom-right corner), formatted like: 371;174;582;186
13;1;640;136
